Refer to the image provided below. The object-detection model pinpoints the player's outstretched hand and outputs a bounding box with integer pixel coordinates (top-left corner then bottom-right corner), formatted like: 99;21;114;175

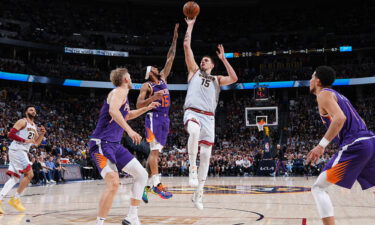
153;90;164;100
306;145;325;165
128;130;142;145
39;125;46;135
185;17;196;26
173;23;179;40
147;102;161;111
216;44;226;61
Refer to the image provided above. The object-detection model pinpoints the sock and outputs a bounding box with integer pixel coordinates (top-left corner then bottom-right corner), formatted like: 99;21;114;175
0;177;18;201
14;192;21;199
147;177;152;187
128;205;138;217
197;181;205;192
152;174;160;187
96;217;105;225
197;145;212;191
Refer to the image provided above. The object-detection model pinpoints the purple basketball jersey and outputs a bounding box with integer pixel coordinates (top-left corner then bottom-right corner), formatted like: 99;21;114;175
320;88;372;147
91;98;130;142
147;79;170;114
145;79;170;146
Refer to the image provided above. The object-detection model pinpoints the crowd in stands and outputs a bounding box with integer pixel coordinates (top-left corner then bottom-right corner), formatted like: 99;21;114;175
0;80;374;183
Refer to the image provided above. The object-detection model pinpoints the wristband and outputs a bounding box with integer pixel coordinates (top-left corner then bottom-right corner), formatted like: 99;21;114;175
319;137;330;148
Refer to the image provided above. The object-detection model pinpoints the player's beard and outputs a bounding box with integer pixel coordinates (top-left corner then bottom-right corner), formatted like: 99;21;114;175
27;112;36;120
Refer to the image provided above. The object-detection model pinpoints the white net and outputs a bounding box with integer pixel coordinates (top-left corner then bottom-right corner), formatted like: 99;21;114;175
256;122;265;132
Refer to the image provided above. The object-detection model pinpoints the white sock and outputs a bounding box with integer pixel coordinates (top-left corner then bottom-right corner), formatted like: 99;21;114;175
147;177;152;187
14;192;21;199
96;217;105;225
128;205;138;217
123;159;148;200
197;145;212;191
311;171;334;218
187;121;200;168
0;177;19;201
152;174;160;187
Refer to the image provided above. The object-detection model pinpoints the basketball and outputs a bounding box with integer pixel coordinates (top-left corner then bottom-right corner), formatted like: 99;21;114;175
183;1;200;19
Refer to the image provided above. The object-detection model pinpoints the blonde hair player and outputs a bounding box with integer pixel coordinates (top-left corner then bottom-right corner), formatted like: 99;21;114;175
136;24;179;202
183;16;238;210
0;106;46;214
89;68;159;225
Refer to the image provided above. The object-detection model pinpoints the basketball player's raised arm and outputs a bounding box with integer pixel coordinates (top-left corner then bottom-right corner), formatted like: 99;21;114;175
216;45;238;86
160;23;179;81
108;88;142;144
128;102;160;120
183;17;199;81
136;83;163;109
307;91;347;164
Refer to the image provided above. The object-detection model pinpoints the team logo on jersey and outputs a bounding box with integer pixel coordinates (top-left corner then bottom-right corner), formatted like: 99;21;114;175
168;185;310;195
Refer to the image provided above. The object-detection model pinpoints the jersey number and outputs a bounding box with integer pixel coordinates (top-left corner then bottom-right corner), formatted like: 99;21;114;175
27;132;35;140
161;95;170;107
201;78;211;87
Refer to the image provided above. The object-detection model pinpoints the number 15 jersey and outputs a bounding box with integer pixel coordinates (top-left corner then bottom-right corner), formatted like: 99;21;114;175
184;70;221;114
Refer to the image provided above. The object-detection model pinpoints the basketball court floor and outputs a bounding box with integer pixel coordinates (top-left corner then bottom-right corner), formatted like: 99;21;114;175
0;177;374;225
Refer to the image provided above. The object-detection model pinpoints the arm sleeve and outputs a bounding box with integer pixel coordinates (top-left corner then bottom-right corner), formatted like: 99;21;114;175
8;128;26;142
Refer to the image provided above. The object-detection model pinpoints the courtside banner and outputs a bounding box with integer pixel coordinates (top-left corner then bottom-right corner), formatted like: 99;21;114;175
0;165;82;185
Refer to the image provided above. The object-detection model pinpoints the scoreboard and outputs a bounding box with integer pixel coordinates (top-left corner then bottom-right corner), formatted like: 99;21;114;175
254;85;269;101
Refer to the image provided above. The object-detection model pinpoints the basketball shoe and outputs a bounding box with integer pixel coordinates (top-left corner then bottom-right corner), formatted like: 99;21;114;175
8;197;25;212
122;215;141;225
0;200;4;214
142;186;150;203
151;183;173;199
192;189;203;210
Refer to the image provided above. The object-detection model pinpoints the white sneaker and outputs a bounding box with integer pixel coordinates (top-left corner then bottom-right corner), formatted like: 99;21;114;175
192;190;204;210
189;167;198;187
50;180;56;183
122;215;141;225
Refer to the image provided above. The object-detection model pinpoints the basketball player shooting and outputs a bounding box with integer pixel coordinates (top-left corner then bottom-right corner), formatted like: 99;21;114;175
0;106;46;214
306;66;375;225
136;24;179;202
183;16;238;210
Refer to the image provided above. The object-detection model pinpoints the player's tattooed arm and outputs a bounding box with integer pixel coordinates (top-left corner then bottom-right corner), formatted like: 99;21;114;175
160;24;179;81
183;17;199;81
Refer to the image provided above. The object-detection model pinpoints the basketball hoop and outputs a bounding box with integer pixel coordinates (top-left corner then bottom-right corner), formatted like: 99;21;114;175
256;120;266;132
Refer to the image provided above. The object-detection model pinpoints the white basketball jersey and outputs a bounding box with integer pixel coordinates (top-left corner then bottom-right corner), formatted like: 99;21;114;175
9;119;37;152
184;70;221;114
